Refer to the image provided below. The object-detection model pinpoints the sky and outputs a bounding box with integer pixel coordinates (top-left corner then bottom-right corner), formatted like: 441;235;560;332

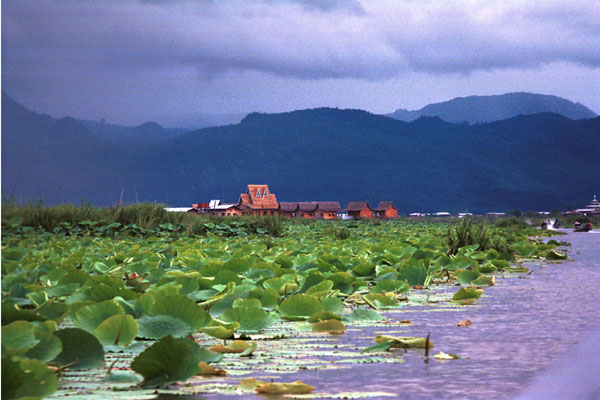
2;0;600;126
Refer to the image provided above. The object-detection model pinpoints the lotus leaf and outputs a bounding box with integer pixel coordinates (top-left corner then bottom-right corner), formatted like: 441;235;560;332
344;308;386;322
305;280;334;297
452;287;484;302
312;319;346;333
200;320;240;339
24;332;63;363
209;340;254;354
472;275;495;286
237;377;267;391
92;314;138;346
547;250;568;260
477;262;498;273
352;262;375;276
131;336;205;387
219;307;277;332
2;304;47;325
36;300;68;322
278;294;324;320
308;311;342;323
255;381;315;394
137;315;192;339
150;294;210;331
455;270;481;285
2;357;58;400
197;361;227;376
53;328;104;369
232;298;262;308
321;296;344;313
74;300;125;332
2;321;39;354
397;260;429;286
374;335;433;349
370;279;409;294
363;293;399;309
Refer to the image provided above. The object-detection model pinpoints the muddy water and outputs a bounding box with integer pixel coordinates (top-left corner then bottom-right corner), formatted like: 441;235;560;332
195;230;600;400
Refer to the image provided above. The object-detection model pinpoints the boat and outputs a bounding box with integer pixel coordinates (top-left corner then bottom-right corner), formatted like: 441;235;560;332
574;222;593;232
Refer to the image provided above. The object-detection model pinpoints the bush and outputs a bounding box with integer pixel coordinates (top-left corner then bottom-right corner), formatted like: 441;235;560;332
334;227;351;240
446;218;491;256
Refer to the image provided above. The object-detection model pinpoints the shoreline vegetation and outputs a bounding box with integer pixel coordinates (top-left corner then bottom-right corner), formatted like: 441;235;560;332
1;200;591;398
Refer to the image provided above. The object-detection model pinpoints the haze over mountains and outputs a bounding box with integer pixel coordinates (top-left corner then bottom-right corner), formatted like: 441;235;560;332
2;91;599;213
387;92;596;124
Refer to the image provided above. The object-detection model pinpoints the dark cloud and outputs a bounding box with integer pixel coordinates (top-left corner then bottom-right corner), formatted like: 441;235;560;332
2;0;599;123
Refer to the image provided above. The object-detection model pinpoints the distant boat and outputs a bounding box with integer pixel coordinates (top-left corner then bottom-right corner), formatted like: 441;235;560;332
574;222;593;232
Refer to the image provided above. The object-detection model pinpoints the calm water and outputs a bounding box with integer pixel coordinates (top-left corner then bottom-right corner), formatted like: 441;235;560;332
186;230;600;400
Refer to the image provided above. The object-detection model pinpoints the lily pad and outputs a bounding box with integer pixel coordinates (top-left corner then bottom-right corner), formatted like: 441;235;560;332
197;361;227;376
92;314;138;346
2;357;58;400
150;294;211;331
200;320;240;339
131;336;205;387
53;328;105;369
73;300;125;332
452;287;484;303
137;315;192;339
255;380;315;394
374;335;433;349
312;319;346;333
278;294;324;321
308;311;343;323
344;308;386;322
455;270;481;285
219;306;277;332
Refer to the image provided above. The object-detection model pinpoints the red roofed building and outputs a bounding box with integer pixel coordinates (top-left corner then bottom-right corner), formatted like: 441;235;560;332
345;201;373;219
238;184;279;216
279;202;299;218
374;201;398;219
315;202;341;219
298;202;318;219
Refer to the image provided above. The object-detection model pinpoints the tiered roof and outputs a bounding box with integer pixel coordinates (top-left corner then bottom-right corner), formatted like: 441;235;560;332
586;195;600;209
239;184;279;210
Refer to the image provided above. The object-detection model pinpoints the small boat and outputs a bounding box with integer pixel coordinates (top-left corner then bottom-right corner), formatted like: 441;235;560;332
574;222;593;232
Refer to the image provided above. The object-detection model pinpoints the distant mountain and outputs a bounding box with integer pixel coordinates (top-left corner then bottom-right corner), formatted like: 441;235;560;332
387;92;597;124
77;119;189;147
2;92;599;212
154;112;247;130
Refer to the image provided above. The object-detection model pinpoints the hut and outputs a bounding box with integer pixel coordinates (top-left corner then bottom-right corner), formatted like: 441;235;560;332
208;200;242;216
238;184;279;216
374;201;398;219
345;201;373;219
315;202;341;219
298;202;318;219
279;202;299;218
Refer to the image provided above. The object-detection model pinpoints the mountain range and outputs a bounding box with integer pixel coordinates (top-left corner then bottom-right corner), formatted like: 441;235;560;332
2;91;599;213
386;92;596;124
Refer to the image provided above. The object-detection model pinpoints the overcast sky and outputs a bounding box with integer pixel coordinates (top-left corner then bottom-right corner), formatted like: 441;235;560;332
2;0;599;126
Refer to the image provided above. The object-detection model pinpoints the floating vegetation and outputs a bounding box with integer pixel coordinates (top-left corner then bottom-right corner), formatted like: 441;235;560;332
0;215;567;398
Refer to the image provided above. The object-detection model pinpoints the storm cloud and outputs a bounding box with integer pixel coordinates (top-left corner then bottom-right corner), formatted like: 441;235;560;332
2;0;599;123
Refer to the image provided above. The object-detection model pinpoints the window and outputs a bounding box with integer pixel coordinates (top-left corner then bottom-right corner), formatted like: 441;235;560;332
263;189;268;198
255;189;260;197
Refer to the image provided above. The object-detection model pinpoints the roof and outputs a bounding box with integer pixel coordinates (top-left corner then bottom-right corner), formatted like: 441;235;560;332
315;201;341;212
192;203;209;209
345;201;372;212
374;201;396;211
239;184;279;210
165;207;195;213
279;202;299;212
298;202;318;212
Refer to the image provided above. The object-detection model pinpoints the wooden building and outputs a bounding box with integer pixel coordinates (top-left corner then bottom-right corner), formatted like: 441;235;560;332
374;201;398;219
315;202;341;219
208;200;243;216
279;202;299;218
238;184;279;216
345;201;373;219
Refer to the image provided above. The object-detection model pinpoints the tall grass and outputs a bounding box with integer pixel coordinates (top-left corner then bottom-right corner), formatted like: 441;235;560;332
446;218;491;255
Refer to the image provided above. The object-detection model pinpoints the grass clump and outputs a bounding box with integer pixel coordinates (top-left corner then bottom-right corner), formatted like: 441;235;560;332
446;218;491;255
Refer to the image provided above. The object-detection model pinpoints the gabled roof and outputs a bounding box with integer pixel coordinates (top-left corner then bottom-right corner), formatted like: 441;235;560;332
315;202;342;212
298;202;318;212
279;202;299;212
345;201;372;212
374;201;397;211
239;184;279;209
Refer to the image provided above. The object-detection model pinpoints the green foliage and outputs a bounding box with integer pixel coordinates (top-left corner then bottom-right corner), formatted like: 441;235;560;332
446;218;491;256
131;336;205;387
53;328;105;369
2;357;59;400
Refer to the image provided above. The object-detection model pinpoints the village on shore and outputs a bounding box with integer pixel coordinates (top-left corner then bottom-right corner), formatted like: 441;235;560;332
166;185;600;220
